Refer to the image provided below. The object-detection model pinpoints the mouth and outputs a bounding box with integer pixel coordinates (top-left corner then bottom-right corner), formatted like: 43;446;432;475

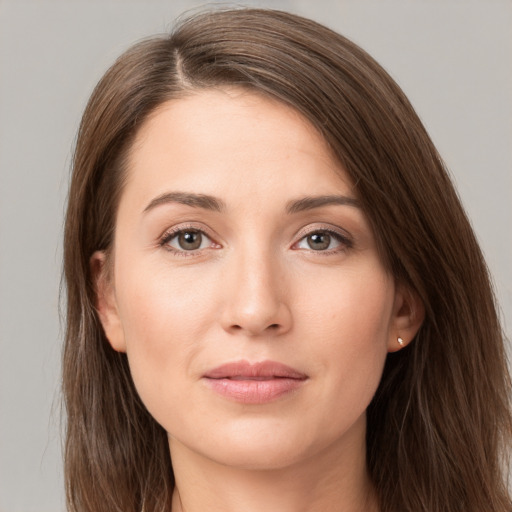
202;360;308;404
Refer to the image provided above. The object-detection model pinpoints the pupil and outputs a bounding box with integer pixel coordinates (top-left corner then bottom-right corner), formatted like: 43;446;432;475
179;231;202;250
308;233;330;250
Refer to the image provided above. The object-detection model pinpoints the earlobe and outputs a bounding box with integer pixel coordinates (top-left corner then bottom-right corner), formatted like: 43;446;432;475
388;283;425;353
90;250;126;353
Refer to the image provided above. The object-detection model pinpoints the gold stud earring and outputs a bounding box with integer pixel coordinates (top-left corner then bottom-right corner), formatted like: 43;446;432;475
397;337;404;346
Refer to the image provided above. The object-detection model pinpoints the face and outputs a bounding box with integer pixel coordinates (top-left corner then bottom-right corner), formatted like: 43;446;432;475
96;88;417;471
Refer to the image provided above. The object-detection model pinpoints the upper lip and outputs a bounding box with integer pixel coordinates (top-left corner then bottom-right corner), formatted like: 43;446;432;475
203;360;308;380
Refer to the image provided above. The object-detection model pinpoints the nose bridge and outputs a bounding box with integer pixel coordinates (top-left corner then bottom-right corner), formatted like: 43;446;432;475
221;237;290;336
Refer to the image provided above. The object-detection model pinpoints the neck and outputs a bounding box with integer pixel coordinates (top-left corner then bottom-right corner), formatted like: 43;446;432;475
168;415;378;512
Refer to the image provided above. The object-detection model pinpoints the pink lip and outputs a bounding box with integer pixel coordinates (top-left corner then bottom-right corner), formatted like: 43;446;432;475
202;360;308;404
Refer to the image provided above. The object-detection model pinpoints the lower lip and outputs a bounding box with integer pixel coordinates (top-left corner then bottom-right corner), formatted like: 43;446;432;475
203;377;306;404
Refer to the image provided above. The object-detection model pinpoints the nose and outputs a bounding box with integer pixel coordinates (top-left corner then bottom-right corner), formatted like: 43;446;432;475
220;249;292;337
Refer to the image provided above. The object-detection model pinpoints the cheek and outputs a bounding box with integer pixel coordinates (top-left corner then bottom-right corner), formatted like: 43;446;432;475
295;265;394;345
294;266;393;408
117;257;220;343
113;261;221;409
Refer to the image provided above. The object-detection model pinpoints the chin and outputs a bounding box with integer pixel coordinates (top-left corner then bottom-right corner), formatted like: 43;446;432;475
173;417;351;472
206;440;312;471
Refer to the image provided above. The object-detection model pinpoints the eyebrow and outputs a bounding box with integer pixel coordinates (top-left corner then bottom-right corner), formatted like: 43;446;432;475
143;191;360;215
143;192;225;213
285;195;360;214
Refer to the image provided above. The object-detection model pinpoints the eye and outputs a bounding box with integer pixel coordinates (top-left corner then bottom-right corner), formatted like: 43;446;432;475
162;229;215;252
294;229;349;252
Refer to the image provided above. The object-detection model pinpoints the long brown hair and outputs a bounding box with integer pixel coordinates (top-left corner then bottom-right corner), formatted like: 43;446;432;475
63;8;512;512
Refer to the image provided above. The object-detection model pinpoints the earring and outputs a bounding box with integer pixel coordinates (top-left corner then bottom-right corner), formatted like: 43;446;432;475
397;337;404;346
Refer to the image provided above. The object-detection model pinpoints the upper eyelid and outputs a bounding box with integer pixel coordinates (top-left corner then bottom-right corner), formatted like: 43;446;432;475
294;223;352;241
159;223;217;242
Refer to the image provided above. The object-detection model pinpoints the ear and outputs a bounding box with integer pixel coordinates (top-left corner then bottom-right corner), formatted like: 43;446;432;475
90;250;126;353
388;282;425;353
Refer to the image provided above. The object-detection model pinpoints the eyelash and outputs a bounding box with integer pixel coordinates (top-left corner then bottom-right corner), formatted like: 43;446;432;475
292;227;353;254
159;224;219;257
158;225;352;256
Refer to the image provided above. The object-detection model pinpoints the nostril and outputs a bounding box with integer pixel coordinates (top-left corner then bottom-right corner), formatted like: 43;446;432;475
231;323;280;332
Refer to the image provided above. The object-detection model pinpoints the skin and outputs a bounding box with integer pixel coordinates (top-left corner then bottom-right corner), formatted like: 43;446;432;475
94;88;423;512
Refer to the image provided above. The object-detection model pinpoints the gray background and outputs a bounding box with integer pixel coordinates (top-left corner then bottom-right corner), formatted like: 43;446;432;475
0;1;510;510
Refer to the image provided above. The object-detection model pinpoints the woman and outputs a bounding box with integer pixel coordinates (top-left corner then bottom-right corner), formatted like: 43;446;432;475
62;8;512;512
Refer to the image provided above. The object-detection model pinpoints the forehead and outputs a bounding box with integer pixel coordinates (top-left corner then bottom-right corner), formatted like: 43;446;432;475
122;88;355;210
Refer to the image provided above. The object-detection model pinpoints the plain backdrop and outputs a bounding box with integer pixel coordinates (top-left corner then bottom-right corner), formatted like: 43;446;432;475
0;1;510;510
